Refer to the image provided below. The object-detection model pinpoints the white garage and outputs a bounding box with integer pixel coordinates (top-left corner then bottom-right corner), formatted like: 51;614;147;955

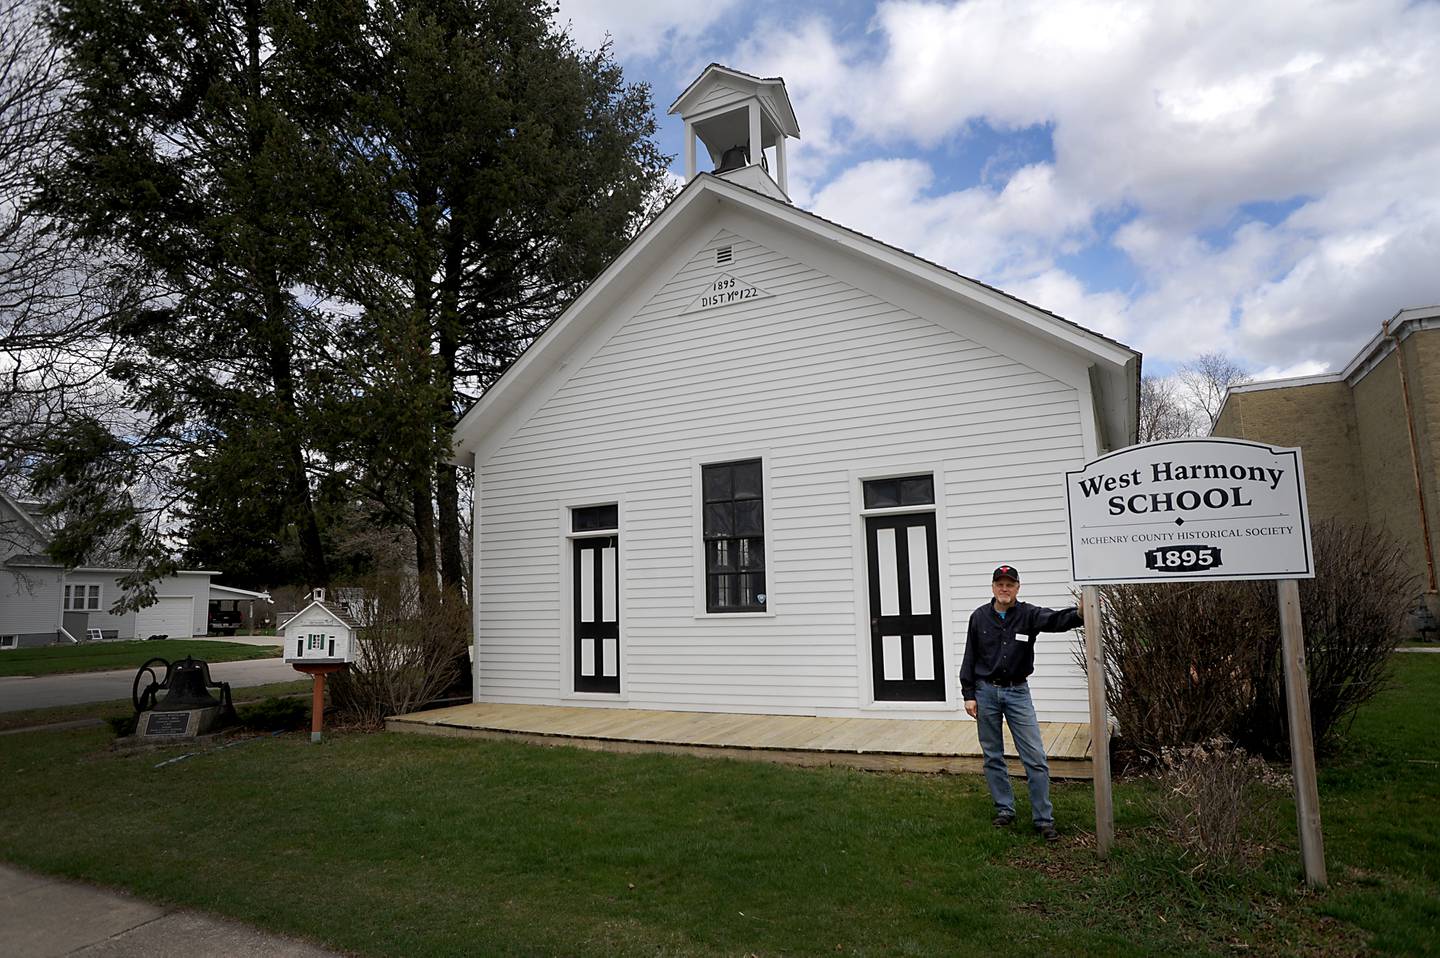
134;597;195;640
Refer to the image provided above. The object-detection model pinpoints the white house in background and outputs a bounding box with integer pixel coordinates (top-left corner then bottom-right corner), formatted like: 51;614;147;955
0;488;263;647
451;65;1140;723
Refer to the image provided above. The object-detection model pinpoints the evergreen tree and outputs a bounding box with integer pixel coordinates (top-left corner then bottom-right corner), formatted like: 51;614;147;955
326;0;673;602
37;0;364;588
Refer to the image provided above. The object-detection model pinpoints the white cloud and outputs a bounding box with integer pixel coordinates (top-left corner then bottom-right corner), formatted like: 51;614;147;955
809;159;1095;280
733;0;1440;371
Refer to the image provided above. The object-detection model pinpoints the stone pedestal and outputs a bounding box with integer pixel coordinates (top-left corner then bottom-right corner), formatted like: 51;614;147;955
134;705;225;742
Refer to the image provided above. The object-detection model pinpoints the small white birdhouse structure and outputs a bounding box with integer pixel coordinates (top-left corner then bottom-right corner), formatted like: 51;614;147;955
281;588;358;665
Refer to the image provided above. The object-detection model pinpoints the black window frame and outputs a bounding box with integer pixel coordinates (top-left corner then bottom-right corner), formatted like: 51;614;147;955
701;458;767;613
571;503;618;532
862;474;936;510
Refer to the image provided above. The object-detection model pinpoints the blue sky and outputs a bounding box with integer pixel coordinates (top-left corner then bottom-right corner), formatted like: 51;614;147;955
555;0;1440;379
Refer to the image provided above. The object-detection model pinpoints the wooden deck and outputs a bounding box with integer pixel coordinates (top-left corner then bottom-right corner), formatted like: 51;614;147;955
386;702;1094;778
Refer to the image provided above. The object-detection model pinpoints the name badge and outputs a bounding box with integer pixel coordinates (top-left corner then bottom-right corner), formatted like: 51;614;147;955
1015;634;1030;643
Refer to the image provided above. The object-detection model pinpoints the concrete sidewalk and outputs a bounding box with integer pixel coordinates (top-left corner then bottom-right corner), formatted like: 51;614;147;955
0;864;341;957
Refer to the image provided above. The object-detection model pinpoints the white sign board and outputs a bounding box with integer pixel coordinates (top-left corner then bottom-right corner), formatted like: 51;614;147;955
1065;438;1314;583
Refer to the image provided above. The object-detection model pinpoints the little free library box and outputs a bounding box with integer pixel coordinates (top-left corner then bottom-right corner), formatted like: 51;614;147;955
1065;438;1314;584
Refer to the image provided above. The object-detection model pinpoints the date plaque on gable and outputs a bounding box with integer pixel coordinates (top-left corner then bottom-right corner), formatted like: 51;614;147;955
684;273;773;314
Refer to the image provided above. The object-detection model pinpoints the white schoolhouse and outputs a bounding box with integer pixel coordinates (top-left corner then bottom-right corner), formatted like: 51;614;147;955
451;66;1140;724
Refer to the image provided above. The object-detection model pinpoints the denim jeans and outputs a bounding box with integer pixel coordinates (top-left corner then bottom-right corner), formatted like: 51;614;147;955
974;679;1053;826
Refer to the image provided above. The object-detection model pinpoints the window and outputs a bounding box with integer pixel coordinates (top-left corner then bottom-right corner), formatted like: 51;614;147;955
0;635;17;650
572;504;618;532
702;459;766;612
63;584;101;611
862;474;935;510
307;634;325;650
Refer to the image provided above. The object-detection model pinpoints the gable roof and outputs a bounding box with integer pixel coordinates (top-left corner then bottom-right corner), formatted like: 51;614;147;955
668;63;800;136
284;597;359;631
453;172;1141;460
0;487;49;547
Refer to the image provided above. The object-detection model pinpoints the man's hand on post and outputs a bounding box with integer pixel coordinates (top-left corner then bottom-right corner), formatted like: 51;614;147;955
965;699;978;718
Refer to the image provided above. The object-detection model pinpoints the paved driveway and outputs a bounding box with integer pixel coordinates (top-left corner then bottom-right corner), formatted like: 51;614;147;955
0;656;297;713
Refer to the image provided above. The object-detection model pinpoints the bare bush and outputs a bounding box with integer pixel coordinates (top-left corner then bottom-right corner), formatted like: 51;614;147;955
1085;520;1414;764
1084;577;1274;765
1240;520;1416;757
1151;737;1285;873
328;575;469;727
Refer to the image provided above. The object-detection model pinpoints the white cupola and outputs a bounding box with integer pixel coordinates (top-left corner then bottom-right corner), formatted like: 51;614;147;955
668;64;800;203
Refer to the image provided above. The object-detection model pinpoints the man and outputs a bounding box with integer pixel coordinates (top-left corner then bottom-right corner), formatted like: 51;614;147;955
960;564;1083;843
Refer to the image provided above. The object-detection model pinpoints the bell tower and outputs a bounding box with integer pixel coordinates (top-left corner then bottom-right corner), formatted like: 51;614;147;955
668;64;800;203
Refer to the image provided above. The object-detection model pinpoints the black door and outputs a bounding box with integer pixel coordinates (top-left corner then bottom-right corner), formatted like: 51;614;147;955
573;535;619;693
866;513;944;701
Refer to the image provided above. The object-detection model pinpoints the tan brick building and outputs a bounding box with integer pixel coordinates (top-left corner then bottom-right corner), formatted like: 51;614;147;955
1213;305;1440;618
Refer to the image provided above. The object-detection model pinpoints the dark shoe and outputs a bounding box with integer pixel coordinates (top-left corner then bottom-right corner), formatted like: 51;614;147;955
1036;823;1059;843
992;811;1015;827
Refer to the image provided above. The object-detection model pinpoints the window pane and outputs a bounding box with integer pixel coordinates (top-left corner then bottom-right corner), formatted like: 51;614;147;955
572;504;618;531
703;502;733;537
737;538;765;570
707;539;735;571
702;465;731;502
740;572;766;606
899;476;935;506
863;479;899;509
711;573;739;609
735;499;764;535
732;459;763;499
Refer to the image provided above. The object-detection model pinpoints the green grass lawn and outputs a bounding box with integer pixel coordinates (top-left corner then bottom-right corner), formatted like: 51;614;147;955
0;639;280;677
0;657;1435;956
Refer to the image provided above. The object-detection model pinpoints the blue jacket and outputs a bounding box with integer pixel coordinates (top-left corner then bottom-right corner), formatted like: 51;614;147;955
960;600;1082;700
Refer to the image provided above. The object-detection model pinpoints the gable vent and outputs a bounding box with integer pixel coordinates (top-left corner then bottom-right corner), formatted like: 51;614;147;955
715;246;732;265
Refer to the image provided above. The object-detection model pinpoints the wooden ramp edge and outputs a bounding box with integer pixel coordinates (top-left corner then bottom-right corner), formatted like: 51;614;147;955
386;705;1094;780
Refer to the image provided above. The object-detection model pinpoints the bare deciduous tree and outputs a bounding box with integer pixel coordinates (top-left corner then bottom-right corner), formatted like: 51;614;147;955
1178;352;1250;432
0;0;104;540
1138;374;1203;442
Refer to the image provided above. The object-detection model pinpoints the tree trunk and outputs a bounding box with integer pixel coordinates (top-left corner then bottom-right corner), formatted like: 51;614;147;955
246;0;327;587
412;465;439;607
435;220;467;597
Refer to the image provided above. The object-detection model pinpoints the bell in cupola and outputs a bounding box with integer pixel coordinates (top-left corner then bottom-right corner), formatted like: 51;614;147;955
717;144;749;173
668;65;800;202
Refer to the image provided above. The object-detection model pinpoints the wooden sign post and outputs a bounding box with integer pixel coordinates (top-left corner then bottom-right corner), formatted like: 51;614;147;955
1278;579;1327;888
1080;584;1113;857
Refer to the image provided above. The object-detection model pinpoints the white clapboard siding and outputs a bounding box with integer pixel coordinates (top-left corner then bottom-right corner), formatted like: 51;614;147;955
478;228;1091;721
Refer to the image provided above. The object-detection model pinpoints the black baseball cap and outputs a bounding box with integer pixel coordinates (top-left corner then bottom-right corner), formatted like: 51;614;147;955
992;564;1020;583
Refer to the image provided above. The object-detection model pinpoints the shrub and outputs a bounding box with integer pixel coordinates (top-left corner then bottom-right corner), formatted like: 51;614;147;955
328;574;469;726
1240;520;1415;757
237;696;309;732
1084;577;1273;765
1086;519;1414;764
1150;737;1285;873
